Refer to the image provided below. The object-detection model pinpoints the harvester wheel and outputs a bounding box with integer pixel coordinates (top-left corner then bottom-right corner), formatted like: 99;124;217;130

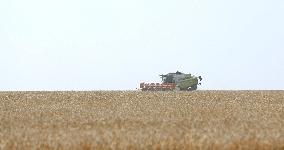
188;85;197;91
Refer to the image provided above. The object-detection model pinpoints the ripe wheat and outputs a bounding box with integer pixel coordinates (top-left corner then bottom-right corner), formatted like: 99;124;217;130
0;91;283;149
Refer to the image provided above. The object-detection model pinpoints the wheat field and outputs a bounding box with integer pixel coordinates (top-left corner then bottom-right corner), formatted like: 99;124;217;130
0;91;283;150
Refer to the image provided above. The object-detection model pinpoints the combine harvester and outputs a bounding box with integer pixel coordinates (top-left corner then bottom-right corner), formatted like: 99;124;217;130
140;71;202;91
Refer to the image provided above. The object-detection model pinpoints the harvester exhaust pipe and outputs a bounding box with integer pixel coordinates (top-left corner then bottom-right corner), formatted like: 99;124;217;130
198;76;202;81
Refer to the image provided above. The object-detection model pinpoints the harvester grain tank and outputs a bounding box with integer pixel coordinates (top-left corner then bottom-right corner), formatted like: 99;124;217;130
140;71;202;91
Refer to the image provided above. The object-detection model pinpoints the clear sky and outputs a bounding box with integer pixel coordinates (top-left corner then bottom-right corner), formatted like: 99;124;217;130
0;0;283;90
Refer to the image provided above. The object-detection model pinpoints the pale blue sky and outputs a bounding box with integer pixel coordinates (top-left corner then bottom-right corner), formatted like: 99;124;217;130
0;0;283;90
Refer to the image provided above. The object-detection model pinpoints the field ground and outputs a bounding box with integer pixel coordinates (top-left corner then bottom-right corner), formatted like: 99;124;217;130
0;91;284;150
